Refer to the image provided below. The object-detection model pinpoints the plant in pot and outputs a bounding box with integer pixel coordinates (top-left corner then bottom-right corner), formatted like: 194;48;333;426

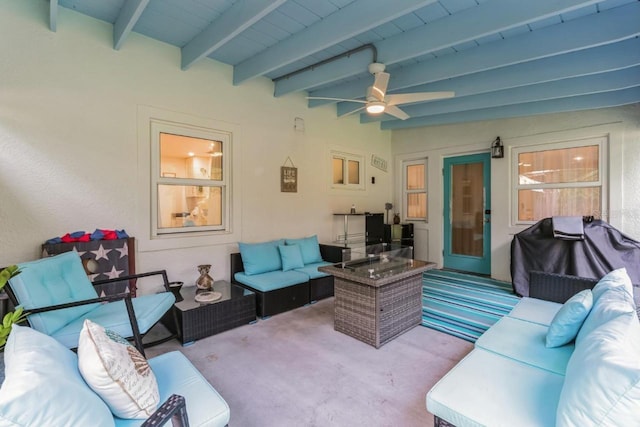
0;265;27;348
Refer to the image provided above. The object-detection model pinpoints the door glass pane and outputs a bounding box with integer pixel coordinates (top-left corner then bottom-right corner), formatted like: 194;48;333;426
518;187;601;221
348;160;359;184
157;185;222;229
332;158;344;184
406;164;425;190
451;162;484;257
160;133;223;180
518;145;598;185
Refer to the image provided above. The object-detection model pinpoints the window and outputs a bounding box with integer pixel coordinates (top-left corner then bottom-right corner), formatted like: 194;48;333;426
151;121;230;235
513;138;605;224
403;159;427;221
331;150;364;190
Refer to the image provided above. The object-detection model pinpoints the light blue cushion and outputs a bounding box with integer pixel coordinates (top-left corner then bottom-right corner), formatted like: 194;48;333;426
427;348;564;427
238;239;284;275
234;270;308;292
294;261;333;280
285;235;323;265
575;286;636;344
591;267;634;302
556;311;640;427
508;297;562;326
0;325;114;426
50;292;176;349
278;245;304;272
11;252;99;335
476;316;574;376
546;289;593;348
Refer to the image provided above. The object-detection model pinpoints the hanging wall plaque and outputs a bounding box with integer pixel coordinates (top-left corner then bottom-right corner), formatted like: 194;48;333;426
281;157;297;193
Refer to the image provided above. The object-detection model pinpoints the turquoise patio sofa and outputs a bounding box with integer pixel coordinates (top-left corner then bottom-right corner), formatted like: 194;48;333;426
427;268;640;427
0;324;230;426
230;235;335;318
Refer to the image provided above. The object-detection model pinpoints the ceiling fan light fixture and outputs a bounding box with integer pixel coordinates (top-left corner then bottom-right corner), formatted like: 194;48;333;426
366;101;385;114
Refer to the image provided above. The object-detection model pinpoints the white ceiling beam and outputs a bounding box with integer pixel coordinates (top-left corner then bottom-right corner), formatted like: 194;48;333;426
113;0;150;50
353;38;640;120
181;0;287;71
276;0;600;96
380;87;640;129
309;1;640;106
233;0;437;85
49;0;58;32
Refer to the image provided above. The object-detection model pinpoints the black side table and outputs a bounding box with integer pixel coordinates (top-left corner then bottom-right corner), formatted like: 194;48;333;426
161;280;256;345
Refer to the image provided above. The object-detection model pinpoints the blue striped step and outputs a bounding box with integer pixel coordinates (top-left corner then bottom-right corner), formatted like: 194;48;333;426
421;270;520;343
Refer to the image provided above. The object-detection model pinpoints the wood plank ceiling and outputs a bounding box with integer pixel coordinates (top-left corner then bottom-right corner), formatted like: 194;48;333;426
50;0;640;129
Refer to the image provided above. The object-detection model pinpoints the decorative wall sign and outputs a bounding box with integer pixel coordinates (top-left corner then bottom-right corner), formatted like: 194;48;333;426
371;154;388;172
281;157;298;192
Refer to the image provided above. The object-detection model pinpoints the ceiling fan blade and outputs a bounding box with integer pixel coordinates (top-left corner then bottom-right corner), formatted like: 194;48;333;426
338;105;367;118
306;96;367;104
384;105;410;120
371;72;390;101
385;91;455;106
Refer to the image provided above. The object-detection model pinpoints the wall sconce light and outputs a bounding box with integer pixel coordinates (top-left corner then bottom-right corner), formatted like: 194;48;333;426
491;136;504;159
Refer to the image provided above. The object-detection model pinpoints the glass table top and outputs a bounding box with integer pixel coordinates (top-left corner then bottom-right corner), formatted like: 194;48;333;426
328;255;432;281
173;281;253;312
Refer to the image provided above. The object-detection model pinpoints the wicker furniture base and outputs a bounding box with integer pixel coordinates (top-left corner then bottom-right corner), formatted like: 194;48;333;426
162;280;256;345
334;273;423;348
310;275;334;302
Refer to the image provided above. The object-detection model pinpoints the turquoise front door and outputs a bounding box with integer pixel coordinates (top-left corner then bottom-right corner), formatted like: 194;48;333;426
443;153;491;275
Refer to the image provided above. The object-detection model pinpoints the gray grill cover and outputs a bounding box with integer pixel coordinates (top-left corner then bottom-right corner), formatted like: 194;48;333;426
511;218;640;296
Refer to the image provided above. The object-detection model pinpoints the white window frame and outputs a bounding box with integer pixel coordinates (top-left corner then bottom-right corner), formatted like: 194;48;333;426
511;136;607;225
402;158;428;222
330;150;365;190
151;121;230;236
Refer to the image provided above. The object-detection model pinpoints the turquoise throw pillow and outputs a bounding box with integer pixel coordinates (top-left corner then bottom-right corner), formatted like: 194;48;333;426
238;239;284;275
546;289;593;348
591;267;634;302
556;310;640;427
0;325;114;426
575;286;636;344
279;245;305;272
285;235;323;265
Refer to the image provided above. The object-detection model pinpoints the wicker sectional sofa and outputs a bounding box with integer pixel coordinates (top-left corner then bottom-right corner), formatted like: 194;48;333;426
427;269;640;427
230;236;336;318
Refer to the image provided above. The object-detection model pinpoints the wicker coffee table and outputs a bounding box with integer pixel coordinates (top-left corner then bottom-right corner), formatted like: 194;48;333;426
319;256;435;348
162;280;256;345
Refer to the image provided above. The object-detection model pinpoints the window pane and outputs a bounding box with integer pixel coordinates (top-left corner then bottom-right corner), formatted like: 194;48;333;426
160;133;223;180
518;145;598;185
348;160;359;185
406;164;425;190
157;185;222;229
333;158;344;184
518;187;601;222
407;193;426;218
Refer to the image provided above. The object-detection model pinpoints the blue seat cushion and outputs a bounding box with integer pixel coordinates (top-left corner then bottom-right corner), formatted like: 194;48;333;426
285;235;323;265
234;270;308;292
427;348;564;427
238;239;285;275
50;292;176;349
476;316;574;376
114;351;230;427
508;297;562;326
0;325;114;426
294;261;333;280
12;252;100;335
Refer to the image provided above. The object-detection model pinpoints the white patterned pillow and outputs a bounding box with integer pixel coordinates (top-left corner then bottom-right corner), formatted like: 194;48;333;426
78;319;160;419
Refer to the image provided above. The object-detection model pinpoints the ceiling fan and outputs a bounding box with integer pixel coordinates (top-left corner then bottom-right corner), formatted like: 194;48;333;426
307;63;454;120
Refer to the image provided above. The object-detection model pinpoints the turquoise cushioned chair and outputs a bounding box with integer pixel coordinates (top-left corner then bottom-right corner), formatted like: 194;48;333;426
6;251;176;355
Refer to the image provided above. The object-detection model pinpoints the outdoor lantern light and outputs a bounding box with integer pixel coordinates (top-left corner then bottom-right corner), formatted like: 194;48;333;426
491;136;504;159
